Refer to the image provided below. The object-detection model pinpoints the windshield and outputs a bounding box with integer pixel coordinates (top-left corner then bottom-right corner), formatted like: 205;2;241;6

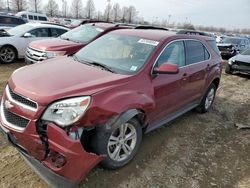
61;25;103;43
222;37;242;45
8;24;33;36
74;33;158;74
241;49;250;55
70;20;82;26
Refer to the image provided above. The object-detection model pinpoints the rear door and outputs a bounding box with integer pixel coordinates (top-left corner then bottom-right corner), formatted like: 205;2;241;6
183;40;210;104
150;40;189;124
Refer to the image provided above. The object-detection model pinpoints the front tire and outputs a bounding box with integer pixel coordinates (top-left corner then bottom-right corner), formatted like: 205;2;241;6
0;46;17;64
196;83;217;113
91;118;142;169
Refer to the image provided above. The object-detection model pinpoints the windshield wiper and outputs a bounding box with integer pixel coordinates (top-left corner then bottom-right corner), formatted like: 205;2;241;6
72;56;115;73
91;61;116;73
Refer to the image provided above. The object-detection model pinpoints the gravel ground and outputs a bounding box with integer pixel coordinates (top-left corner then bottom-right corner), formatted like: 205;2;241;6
0;61;249;188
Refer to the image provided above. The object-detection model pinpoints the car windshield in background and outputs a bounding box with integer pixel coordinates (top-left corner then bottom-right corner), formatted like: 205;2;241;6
7;24;33;36
241;49;250;55
61;25;103;43
74;33;158;74
70;20;82;26
222;37;242;45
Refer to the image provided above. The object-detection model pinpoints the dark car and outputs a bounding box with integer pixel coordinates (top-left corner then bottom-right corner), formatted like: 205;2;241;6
25;22;134;64
0;15;26;30
226;48;250;75
0;29;222;187
217;37;250;58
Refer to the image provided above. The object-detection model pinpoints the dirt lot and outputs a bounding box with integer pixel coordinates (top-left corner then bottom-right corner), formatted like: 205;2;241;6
0;61;249;188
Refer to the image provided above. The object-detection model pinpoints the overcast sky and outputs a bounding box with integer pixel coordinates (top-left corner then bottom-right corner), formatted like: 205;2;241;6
48;0;250;29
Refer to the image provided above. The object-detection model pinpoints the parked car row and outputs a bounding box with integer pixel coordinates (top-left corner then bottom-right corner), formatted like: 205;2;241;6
0;20;223;187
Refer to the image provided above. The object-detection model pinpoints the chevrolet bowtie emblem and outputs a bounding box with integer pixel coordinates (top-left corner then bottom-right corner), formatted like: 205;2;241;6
4;100;14;110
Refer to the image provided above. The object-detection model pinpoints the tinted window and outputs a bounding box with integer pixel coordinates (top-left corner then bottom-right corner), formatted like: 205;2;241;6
38;16;47;21
34;16;38;20
157;41;185;67
50;28;67;37
28;15;33;20
207;40;220;55
21;14;27;19
29;28;49;37
185;40;206;65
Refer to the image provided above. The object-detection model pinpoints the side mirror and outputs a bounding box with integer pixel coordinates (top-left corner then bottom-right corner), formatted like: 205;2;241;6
153;63;179;74
23;32;32;38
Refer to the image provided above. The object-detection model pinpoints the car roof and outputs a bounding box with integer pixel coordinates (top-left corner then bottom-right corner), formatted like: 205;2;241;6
85;22;119;30
110;29;213;42
0;15;24;19
25;22;69;30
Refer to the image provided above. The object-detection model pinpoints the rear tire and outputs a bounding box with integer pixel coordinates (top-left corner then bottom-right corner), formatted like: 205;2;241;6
196;83;217;113
91;118;142;169
0;46;17;64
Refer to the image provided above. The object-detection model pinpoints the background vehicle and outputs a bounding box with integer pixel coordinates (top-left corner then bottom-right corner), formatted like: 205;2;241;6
0;23;69;63
217;37;250;58
15;11;48;22
0;28;222;187
66;19;103;29
0;15;26;30
226;48;250;75
25;22;134;64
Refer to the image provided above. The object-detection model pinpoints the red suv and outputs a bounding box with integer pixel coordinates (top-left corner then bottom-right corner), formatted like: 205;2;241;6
0;29;222;187
25;22;133;64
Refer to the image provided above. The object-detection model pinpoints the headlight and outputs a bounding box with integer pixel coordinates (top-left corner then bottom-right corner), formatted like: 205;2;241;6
46;51;66;59
42;96;91;127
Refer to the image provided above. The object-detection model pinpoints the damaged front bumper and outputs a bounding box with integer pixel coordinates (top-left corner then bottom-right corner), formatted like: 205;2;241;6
0;120;104;187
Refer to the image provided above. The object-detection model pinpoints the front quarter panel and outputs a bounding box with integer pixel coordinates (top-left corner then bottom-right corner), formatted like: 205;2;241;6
81;73;155;127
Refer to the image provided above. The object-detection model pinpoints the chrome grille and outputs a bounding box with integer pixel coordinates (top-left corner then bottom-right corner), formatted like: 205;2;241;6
25;47;47;63
0;99;30;130
6;85;38;110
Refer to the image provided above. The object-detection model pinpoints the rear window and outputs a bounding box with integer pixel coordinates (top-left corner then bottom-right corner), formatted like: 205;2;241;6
185;40;209;65
207;40;220;55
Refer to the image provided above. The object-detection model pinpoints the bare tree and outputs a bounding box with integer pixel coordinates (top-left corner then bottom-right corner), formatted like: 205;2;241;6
61;0;67;17
104;2;112;22
121;6;128;23
0;0;4;9
127;5;137;23
97;10;102;21
45;0;58;17
29;0;41;13
11;0;27;12
85;0;95;19
112;3;120;22
71;0;83;19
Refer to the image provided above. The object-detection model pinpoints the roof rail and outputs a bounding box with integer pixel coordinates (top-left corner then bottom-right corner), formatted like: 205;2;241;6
114;23;137;27
176;29;210;36
135;25;168;31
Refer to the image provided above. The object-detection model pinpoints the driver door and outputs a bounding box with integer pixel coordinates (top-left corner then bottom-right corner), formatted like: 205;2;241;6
149;40;189;125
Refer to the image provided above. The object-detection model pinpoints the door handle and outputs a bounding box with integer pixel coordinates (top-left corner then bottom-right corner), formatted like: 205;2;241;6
206;64;210;71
